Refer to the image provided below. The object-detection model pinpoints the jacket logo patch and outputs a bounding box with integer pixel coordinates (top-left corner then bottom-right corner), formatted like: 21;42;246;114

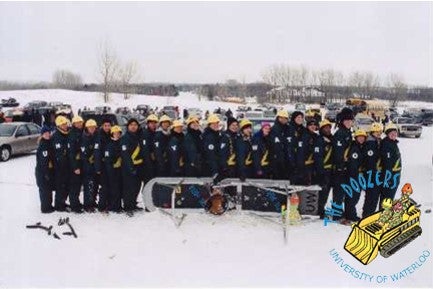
122;145;127;151
55;143;61;149
252;145;258;151
105;151;109;157
208;144;214;150
367;150;374;156
298;141;303;147
274;137;280;143
94;143;99;149
171;145;177;151
81;147;85;152
287;137;292;143
143;140;146;145
220;143;226;149
42;151;48;157
155;142;159;148
352;153;358;159
314;147;320;153
337;141;342;147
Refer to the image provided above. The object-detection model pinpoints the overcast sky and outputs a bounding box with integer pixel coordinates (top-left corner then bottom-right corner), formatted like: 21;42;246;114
0;2;431;86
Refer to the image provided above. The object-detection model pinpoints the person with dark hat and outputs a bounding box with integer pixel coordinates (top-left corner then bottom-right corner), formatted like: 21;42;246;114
289;110;306;183
104;125;123;212
314;119;334;219
94;118;112;212
342;129;367;224
68;115;85;213
81;119;99;212
202;114;222;177
236;119;254;181
168;120;186;177
331;107;354;221
295;118;318;185
379;122;401;202
252;122;272;178
220;116;240;178
51;115;71;211
121;118;144;216
35;126;55;213
154;115;172;177
269;110;291;179
184;116;203;177
362;122;384;218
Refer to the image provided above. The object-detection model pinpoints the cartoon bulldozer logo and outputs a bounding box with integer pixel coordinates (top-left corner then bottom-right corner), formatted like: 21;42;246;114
344;183;422;265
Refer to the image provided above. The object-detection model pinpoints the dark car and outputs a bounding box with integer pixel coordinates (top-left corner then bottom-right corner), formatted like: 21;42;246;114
419;109;433;126
1;98;20;107
23;101;48;111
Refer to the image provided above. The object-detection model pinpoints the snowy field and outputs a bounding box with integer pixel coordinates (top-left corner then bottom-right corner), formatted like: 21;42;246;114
0;90;432;288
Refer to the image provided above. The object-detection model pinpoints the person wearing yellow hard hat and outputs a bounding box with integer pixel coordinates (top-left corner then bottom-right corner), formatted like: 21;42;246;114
341;128;367;225
154;115;172;177
68;115;85;213
315;118;334;219
121;117;144;216
81;118;99;212
220;116;240;178
51;115;71;212
236;119;254;181
184;115;203;177
168;120;185;176
202;114;222;176
270;110;291;179
140;114;159;182
295;118;318;186
379;122;401;203
103;125;123;212
361;122;384;218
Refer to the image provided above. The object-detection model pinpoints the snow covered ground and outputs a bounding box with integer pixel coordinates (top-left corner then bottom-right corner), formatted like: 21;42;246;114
0;90;432;288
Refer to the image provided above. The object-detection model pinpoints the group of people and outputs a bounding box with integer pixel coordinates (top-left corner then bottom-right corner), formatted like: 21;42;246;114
35;106;402;222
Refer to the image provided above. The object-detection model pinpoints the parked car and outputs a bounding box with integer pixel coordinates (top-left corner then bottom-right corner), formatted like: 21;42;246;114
95;106;112;113
187;108;203;119
23;101;48;111
1;97;20;107
115;107;132;115
353;114;374;132
160;110;178;120
419;109;433;126
394;117;422;138
0;122;41;161
295;103;306;112
4;109;24;122
325;109;339;123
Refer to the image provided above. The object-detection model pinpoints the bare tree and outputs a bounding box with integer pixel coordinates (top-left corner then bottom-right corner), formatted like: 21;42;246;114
98;41;119;103
388;73;407;107
119;61;139;100
52;69;82;89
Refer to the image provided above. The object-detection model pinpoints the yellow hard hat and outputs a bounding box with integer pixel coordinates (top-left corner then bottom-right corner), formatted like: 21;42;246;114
354;129;367;138
186;116;200;126
305;110;315;117
110;125;122;134
207;114;220;124
370;122;383;133
55;115;69;127
172;120;183;128
146;114;158;123
239;119;252;129
72;115;84;124
159;115;172;124
384;122;398;134
276;110;289;119
85;119;97;128
381;198;393;209
319;119;332;129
